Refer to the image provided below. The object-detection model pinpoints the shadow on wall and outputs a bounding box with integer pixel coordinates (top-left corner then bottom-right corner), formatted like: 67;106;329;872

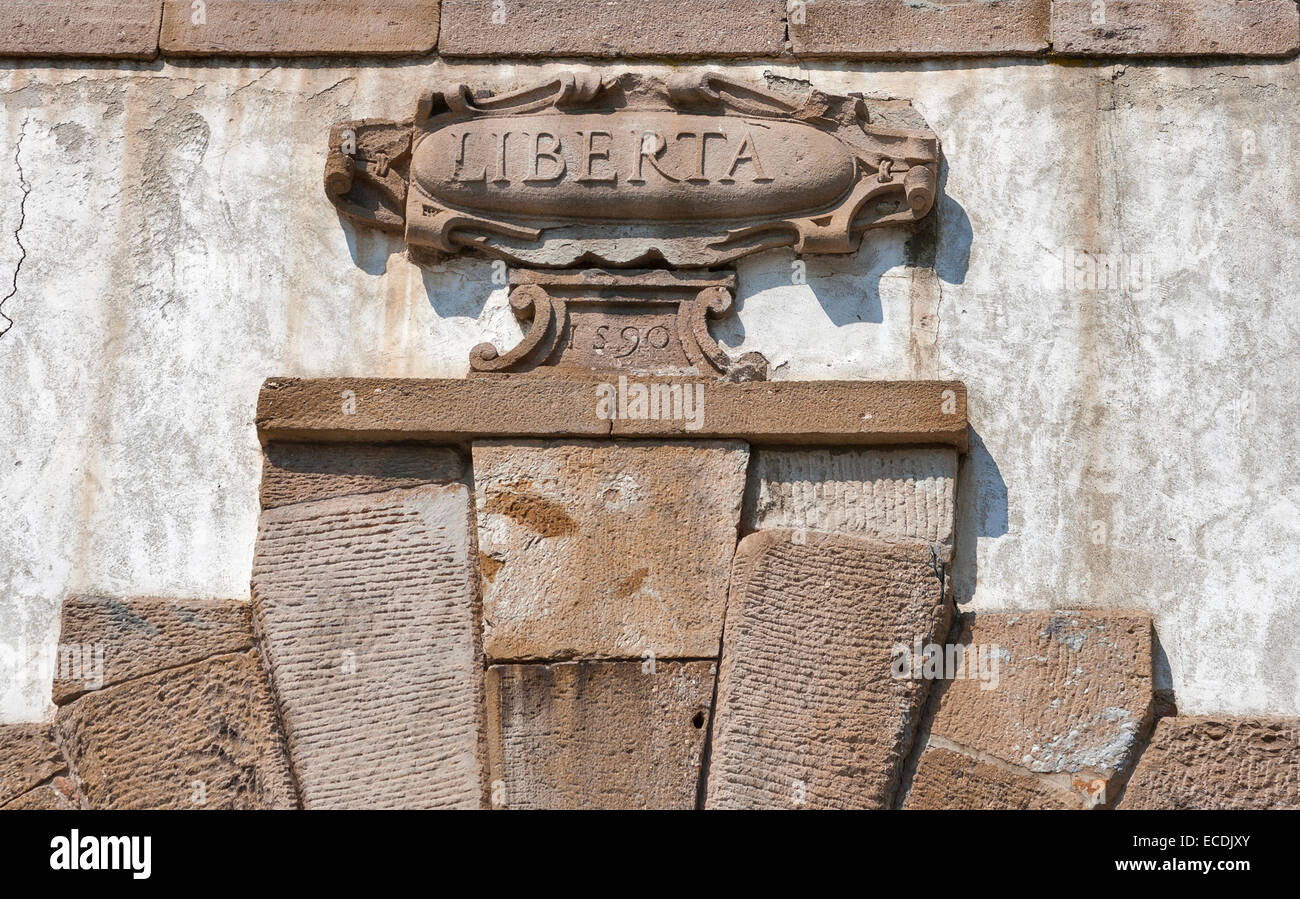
711;156;973;354
953;427;1008;606
905;155;972;293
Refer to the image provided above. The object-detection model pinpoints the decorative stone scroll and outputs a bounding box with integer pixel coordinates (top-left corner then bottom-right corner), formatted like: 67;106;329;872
325;71;940;268
470;269;768;380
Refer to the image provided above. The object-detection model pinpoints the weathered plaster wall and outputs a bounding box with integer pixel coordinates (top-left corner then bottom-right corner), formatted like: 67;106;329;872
1;58;1296;721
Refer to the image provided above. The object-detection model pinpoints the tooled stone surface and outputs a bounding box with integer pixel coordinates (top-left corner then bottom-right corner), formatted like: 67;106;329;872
791;0;1050;58
252;484;483;809
326;72;939;268
743;447;957;547
53;595;254;704
1120;716;1300;809
1052;0;1300;58
905;746;1084;810
486;661;714;809
473;439;749;661
2;779;80;810
706;530;950;809
903;610;1155;809
0;1;163;59
439;0;786;58
0;724;67;807
256;378;970;449
56;650;297;809
161;1;440;56
260;442;466;509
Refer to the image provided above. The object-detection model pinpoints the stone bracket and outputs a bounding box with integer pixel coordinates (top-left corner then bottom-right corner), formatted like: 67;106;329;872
470;269;768;381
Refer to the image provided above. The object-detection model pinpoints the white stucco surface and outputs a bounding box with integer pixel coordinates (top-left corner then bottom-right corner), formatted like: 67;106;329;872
1;58;1296;720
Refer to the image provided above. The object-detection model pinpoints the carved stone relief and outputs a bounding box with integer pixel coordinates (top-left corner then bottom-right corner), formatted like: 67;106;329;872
326;71;940;269
469;269;769;380
326;71;941;379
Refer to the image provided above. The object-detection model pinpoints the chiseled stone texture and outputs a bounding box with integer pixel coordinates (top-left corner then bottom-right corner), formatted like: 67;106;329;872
2;779;80;810
905;745;1085;810
439;0;785;58
252;483;483;809
56;650;297;809
473;439;749;661
790;0;1049;58
161;1;440;56
743;447;957;548
0;724;67;806
1052;0;1300;58
903;611;1155;809
706;530;950;809
0;1;162;59
486;661;713;810
53;595;253;704
260;442;465;510
1121;716;1300;809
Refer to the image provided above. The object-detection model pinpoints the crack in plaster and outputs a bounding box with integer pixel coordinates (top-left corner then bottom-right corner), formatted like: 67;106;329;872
0;119;30;341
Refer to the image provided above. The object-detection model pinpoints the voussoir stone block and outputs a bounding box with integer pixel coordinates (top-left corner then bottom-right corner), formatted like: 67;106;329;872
1051;0;1300;58
790;0;1049;58
744;447;956;548
0;724;67;807
53;595;254;704
160;0;440;57
903;611;1155;809
252;483;484;809
706;530;950;809
486;661;714;810
438;0;786;58
473;439;749;661
0;1;163;59
1120;717;1300;809
56;651;297;809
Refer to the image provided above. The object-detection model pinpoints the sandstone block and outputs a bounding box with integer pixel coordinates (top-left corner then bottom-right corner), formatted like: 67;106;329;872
486;661;713;809
790;0;1049;58
473;440;749;661
252;484;483;809
902;611;1155;809
260;442;465;509
744;447;957;547
1121;716;1300;809
904;745;1085;810
927;611;1154;782
256;378;970;450
1;778;80;810
438;0;785;58
161;1;439;56
0;1;162;59
53;595;253;704
56;651;297;809
1052;0;1300;57
0;724;66;806
706;530;950;809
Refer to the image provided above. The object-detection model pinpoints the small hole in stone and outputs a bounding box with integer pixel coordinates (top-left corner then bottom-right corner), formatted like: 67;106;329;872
692;711;706;729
